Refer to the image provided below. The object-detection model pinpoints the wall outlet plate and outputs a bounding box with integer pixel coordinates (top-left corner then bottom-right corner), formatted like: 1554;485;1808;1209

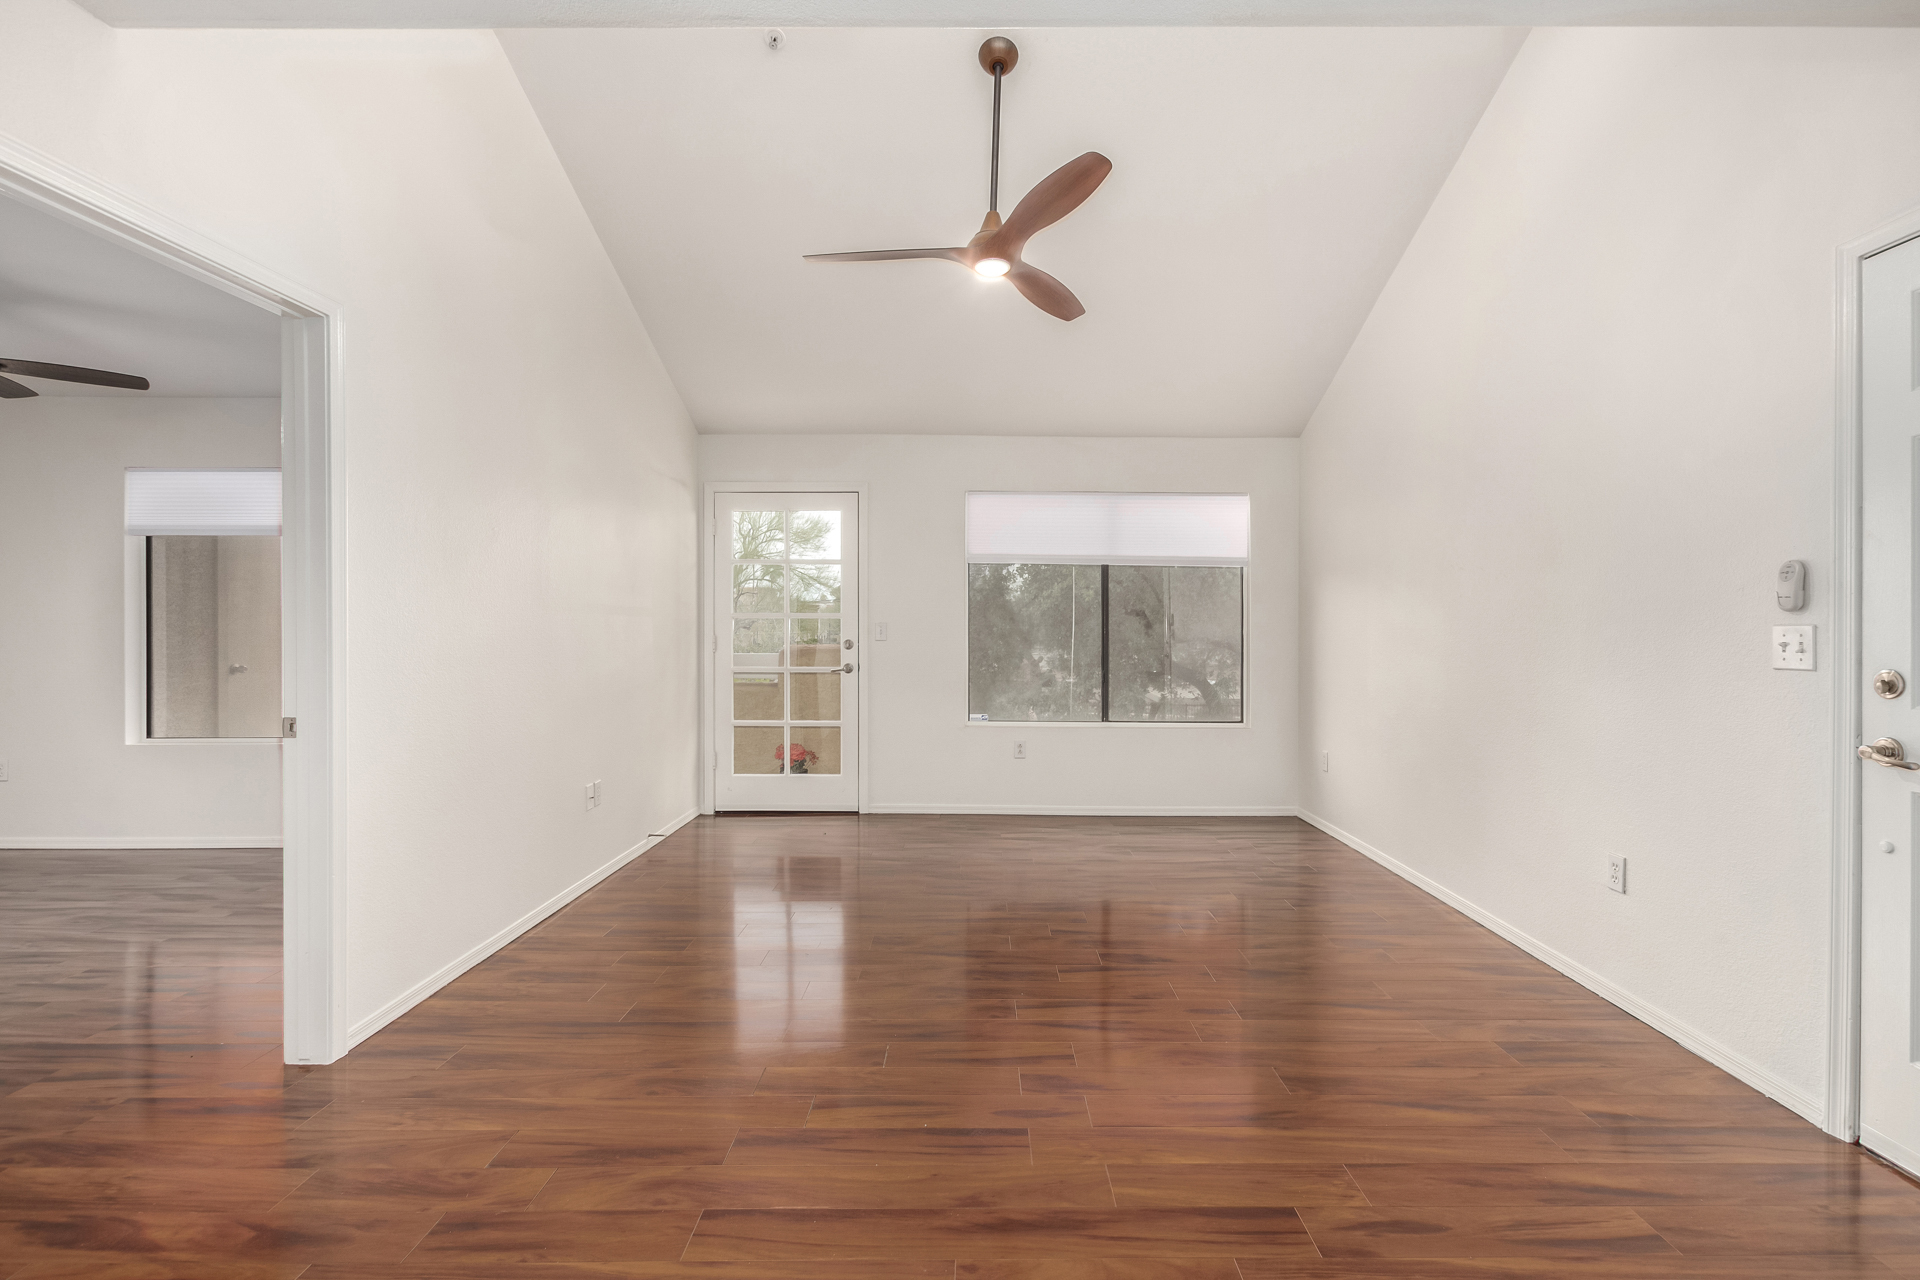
1013;741;1026;759
1772;625;1814;670
1320;752;1330;773
1606;855;1627;894
0;759;8;782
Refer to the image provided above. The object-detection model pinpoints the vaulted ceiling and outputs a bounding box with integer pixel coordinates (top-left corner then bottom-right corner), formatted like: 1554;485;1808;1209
504;26;1524;435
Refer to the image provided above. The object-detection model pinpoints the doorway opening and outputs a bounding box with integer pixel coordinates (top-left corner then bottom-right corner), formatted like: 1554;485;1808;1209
0;139;339;1064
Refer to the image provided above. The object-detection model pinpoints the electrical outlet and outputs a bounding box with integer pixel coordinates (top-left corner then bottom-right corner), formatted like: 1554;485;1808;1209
0;760;8;782
873;621;888;642
1771;625;1814;670
1013;741;1026;760
1606;855;1627;894
1320;752;1330;773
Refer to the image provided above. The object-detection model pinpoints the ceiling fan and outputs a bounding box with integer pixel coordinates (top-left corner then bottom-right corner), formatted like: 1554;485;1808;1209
804;37;1111;321
0;357;150;399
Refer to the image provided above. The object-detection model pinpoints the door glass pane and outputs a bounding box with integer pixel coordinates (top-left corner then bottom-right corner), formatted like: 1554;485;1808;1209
734;726;786;774
148;534;282;738
791;618;841;668
733;618;785;667
789;727;841;775
790;563;841;613
732;511;785;560
966;562;1102;722
733;564;784;613
791;671;840;721
789;511;841;560
733;673;784;720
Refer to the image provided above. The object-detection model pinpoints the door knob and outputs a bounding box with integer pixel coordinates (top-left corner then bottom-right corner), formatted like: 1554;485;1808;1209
1859;738;1920;770
1875;670;1906;699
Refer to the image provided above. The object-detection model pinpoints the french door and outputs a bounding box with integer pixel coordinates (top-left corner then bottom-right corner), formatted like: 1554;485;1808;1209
1861;234;1920;1174
712;492;859;812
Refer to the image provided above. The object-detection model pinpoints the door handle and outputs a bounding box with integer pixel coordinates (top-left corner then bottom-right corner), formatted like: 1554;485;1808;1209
1859;738;1920;770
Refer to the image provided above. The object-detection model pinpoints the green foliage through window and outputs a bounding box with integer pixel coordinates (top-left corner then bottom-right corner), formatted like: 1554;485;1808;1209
967;563;1243;723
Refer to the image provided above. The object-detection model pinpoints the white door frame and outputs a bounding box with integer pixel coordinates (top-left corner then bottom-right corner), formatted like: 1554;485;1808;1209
0;133;347;1064
1831;206;1920;1140
702;482;871;815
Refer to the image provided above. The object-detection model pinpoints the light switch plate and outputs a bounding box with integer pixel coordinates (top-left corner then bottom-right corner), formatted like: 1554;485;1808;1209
1772;625;1814;670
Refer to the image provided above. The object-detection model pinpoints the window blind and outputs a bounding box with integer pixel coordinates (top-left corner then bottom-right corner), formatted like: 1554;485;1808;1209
126;469;282;537
965;492;1250;566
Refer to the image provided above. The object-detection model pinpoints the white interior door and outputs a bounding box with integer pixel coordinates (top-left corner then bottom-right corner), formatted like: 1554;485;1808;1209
1861;234;1920;1175
713;492;859;812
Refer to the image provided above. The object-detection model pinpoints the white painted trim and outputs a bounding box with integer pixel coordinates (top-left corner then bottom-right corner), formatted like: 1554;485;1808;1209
867;803;1299;817
344;808;698;1050
1299;808;1826;1127
1830;205;1920;1141
0;130;346;1066
0;838;282;850
1861;1123;1920;1179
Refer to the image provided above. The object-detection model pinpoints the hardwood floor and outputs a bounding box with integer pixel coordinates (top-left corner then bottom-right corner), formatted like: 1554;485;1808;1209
1;817;1916;1278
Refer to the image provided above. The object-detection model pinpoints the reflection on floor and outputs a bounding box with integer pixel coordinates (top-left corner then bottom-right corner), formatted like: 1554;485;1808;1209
1;820;1917;1277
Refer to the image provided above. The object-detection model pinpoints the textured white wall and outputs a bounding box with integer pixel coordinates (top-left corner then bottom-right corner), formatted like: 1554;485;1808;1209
1301;27;1920;1117
0;397;282;847
0;0;699;1046
700;434;1299;815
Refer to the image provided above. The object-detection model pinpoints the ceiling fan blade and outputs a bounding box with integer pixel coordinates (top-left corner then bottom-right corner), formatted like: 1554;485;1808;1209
1007;261;1086;322
999;152;1112;250
0;358;150;391
0;375;39;399
803;248;967;264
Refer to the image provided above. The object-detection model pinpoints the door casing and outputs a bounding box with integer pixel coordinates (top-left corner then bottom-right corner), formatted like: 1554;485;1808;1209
701;482;871;815
1832;206;1920;1142
0;133;346;1064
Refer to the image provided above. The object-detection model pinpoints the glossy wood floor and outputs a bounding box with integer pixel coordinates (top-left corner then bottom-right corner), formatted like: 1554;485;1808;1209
3;818;1918;1278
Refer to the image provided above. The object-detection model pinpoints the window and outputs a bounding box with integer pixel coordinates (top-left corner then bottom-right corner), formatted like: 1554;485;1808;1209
127;470;282;739
965;493;1248;723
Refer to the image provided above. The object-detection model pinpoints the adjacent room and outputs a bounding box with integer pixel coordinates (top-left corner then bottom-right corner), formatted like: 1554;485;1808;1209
2;0;1919;1275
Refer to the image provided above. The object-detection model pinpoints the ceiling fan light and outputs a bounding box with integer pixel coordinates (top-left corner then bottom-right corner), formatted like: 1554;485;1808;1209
974;257;1010;278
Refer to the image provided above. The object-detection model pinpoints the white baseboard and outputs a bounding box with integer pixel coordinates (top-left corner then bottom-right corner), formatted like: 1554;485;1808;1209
1862;1125;1920;1179
1297;808;1826;1128
864;804;1300;817
0;836;282;850
344;806;699;1051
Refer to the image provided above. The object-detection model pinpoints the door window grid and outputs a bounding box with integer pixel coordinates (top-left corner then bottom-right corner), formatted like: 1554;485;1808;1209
731;509;844;774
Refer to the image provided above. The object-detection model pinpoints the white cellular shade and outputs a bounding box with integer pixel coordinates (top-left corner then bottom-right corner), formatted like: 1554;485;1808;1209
966;492;1250;566
126;469;281;537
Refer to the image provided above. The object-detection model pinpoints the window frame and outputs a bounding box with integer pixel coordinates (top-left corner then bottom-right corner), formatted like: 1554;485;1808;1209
123;535;283;748
962;557;1253;730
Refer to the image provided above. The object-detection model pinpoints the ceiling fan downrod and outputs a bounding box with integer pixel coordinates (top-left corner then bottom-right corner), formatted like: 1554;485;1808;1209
980;37;1018;218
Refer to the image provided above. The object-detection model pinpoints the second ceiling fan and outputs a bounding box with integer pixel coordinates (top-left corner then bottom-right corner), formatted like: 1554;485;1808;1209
805;38;1111;322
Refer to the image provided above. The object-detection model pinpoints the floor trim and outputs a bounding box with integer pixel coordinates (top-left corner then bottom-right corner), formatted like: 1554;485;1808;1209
343;806;699;1051
0;837;284;850
1298;807;1826;1127
865;804;1300;817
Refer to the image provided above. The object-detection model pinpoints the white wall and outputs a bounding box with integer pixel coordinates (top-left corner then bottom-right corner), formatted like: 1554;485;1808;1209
0;396;281;847
1301;27;1920;1121
0;0;699;1052
701;434;1298;815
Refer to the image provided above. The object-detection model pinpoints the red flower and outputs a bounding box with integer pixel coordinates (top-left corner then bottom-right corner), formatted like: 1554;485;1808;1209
775;744;819;765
